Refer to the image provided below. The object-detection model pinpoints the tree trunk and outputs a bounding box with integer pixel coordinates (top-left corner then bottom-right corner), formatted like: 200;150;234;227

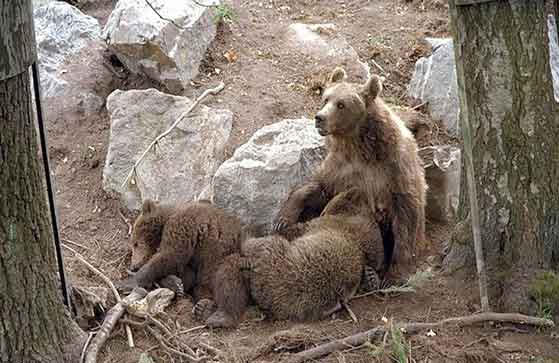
447;0;559;312
0;72;86;362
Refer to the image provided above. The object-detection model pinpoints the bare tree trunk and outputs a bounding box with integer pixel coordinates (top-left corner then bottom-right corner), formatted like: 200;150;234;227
0;0;87;357
0;69;86;363
447;0;559;313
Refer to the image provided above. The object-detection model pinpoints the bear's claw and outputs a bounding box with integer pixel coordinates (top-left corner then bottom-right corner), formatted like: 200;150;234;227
193;298;217;322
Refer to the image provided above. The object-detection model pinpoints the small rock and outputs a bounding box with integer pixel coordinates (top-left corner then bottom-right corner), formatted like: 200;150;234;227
103;88;233;210
209;119;326;235
103;0;220;92
285;23;370;83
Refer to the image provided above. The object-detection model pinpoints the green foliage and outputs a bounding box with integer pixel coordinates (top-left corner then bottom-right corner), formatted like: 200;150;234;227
213;4;237;24
389;323;409;363
367;321;411;363
529;271;559;320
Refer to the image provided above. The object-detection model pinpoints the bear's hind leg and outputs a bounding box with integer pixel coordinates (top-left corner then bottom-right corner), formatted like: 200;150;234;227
205;254;250;328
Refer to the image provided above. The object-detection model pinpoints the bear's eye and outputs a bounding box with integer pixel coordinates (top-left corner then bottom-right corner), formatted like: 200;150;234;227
337;102;345;110
322;98;329;106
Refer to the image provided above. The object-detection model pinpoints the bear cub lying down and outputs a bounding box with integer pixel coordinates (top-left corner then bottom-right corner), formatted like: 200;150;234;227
117;199;249;327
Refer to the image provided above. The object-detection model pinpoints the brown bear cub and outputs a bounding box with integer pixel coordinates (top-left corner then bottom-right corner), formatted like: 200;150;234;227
273;67;427;277
194;188;384;327
116;199;249;327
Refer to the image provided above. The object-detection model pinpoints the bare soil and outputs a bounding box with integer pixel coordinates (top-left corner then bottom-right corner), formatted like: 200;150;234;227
44;0;559;362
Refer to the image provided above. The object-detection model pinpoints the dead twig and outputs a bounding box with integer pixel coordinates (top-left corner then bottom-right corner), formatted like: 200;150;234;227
84;288;148;363
118;210;133;236
62;238;91;251
143;0;184;29
178;325;207;335
342;302;358;323
146;326;207;362
288;312;555;363
61;244;136;348
370;59;386;74
410;101;427;111
120;82;225;189
191;0;217;7
80;332;94;363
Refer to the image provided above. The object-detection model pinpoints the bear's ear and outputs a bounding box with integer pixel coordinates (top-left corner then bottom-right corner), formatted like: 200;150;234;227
142;199;156;214
329;67;347;84
361;74;384;104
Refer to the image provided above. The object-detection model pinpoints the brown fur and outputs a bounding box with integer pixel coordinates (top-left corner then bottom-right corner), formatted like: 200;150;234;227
273;67;427;275
201;189;384;327
117;199;249;325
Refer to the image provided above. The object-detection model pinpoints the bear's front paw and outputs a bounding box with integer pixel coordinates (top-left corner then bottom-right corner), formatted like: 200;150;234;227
192;298;217;322
114;277;138;294
271;212;298;234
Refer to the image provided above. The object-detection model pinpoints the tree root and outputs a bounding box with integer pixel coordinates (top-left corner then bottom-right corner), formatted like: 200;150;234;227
288;312;555;363
84;288;147;363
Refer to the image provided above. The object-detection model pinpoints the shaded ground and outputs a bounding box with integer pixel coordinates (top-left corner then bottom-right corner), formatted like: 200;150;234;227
43;0;559;362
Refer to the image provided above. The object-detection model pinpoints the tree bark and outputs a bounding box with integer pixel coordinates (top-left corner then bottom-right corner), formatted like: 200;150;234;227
0;70;86;362
0;0;36;80
448;0;559;312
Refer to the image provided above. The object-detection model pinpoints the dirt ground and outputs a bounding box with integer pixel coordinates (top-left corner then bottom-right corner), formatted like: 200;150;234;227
45;0;559;362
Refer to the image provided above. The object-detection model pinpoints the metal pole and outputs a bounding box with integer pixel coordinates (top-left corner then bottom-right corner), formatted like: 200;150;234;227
31;61;71;308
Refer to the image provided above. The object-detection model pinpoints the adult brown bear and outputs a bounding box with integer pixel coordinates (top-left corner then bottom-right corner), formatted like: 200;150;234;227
273;67;427;276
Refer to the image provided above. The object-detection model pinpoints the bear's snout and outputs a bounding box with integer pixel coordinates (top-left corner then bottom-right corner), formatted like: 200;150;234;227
315;115;327;136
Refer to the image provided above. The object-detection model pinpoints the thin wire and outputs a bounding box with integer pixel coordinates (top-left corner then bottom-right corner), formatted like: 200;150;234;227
31;61;71;308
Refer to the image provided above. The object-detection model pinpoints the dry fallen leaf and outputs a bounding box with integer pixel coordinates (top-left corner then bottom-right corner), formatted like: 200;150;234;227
224;49;238;63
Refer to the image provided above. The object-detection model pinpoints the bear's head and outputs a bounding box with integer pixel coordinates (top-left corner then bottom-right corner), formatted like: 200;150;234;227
315;67;384;137
129;199;165;271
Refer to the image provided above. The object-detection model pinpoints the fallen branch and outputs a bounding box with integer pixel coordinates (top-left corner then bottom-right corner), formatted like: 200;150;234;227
62;244;135;348
84;288;148;363
80;332;94;363
288;312;555;363
120;82;225;189
146;326;208;362
342;302;358;323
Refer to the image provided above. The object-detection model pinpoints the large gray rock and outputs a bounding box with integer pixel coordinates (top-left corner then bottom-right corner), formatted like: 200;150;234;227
409;17;559;135
285;23;370;83
104;88;233;210
421;145;461;223
34;2;101;98
408;38;459;136
33;0;54;8
103;0;219;92
209;119;326;235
